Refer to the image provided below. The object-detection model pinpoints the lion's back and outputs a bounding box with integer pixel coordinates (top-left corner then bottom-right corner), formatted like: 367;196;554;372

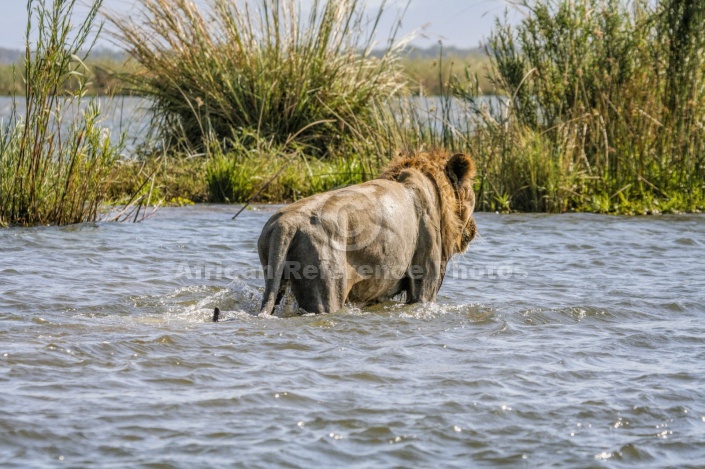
258;176;426;267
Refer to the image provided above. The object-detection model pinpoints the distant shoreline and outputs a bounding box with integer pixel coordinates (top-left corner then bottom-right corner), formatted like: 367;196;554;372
0;44;485;66
0;47;496;98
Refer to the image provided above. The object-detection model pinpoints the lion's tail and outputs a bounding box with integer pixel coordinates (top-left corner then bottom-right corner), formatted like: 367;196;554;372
259;224;296;316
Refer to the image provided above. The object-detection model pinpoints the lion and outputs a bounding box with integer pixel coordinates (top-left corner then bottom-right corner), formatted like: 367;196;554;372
213;149;477;320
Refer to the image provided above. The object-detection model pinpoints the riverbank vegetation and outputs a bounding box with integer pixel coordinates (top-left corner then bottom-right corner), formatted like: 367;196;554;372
105;0;704;215
0;0;129;227
401;47;495;97
452;0;705;214
2;0;704;227
0;50;492;98
0;57;139;96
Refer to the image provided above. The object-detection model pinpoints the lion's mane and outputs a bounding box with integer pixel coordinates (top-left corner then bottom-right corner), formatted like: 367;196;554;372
378;148;476;262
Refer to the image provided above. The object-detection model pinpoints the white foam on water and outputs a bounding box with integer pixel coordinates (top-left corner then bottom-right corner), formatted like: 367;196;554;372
395;302;480;320
340;300;486;321
181;279;264;322
119;280;265;325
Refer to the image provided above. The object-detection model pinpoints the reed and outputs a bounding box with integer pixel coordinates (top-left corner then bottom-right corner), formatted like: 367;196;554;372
0;0;128;227
432;0;705;213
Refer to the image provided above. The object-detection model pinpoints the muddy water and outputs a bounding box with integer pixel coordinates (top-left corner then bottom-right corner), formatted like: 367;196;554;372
1;206;704;467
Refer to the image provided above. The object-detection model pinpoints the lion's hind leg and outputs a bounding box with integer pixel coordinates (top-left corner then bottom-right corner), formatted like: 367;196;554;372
290;275;345;314
258;224;297;316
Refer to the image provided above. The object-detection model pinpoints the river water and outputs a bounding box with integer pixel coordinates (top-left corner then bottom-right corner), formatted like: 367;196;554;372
0;95;496;154
0;96;151;152
1;206;705;467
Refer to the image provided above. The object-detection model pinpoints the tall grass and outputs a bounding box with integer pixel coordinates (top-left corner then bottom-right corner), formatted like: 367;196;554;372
0;0;126;227
441;0;705;213
108;0;409;160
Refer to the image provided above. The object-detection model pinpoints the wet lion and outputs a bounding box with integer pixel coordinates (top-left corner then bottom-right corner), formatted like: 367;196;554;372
216;149;477;320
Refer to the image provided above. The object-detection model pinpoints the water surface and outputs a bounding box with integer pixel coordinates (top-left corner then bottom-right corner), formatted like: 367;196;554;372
1;207;704;467
0;96;150;152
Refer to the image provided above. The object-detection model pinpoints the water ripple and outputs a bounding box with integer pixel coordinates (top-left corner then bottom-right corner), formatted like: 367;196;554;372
1;209;705;466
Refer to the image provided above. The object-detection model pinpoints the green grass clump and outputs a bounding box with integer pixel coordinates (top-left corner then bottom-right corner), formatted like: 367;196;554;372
204;138;368;203
107;154;209;205
106;143;368;206
0;0;125;227
108;0;407;161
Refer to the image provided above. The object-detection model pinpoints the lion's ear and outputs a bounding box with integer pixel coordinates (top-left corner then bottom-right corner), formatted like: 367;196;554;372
446;153;476;188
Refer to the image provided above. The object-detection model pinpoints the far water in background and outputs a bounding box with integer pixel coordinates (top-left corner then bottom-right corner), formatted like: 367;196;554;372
0;96;151;153
1;95;506;155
